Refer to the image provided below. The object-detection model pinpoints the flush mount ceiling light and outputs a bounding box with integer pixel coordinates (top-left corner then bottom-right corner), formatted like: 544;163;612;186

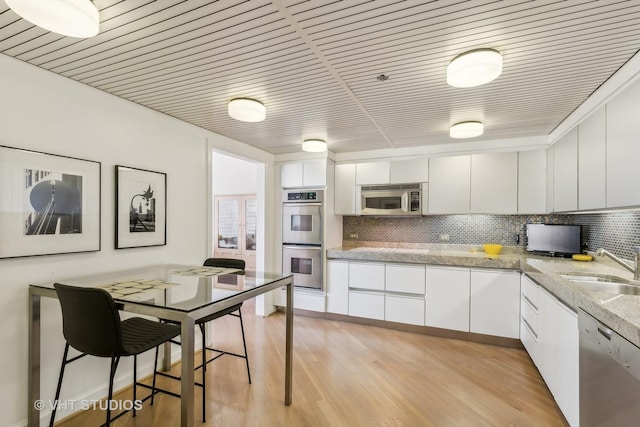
6;0;99;38
228;98;266;122
447;48;502;88
302;139;327;153
450;121;484;139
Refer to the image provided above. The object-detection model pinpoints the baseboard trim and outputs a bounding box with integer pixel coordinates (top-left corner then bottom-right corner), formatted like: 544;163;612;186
279;307;523;349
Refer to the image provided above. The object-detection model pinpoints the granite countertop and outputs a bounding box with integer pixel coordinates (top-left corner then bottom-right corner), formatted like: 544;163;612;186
327;244;640;347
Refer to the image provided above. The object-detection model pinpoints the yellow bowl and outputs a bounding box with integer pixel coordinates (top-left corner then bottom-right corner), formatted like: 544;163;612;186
483;244;503;255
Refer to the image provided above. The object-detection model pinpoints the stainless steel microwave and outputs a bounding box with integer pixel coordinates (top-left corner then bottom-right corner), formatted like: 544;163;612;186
359;183;422;216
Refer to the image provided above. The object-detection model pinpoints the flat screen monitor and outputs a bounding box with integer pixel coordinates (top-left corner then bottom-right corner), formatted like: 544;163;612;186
526;224;581;256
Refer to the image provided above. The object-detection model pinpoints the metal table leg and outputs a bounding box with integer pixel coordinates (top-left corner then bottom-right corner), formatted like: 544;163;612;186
28;289;41;427
180;316;195;427
285;278;293;405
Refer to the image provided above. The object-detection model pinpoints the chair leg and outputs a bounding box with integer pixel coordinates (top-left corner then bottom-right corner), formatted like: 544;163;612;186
200;323;207;422
151;346;159;406
238;310;251;384
49;343;70;427
133;355;138;417
106;356;120;427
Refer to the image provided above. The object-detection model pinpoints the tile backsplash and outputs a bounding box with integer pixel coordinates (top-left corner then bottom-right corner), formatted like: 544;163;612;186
342;211;640;260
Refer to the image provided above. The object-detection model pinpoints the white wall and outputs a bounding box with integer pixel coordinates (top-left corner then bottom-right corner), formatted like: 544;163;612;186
0;53;273;426
213;152;258;195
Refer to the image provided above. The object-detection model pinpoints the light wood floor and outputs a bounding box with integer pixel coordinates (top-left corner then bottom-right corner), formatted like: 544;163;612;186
56;301;568;427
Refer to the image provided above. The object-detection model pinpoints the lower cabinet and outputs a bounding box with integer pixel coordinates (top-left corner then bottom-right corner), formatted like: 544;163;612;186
521;274;579;427
425;267;470;332
470;269;520;338
385;294;425;325
348;290;385;320
326;260;349;315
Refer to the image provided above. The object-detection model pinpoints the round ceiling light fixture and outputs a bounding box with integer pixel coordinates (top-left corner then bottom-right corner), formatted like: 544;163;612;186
228;98;266;122
302;139;327;153
446;48;502;88
6;0;100;38
450;121;484;139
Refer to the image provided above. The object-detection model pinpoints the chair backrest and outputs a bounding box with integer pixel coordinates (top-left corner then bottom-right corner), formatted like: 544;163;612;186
203;257;246;270
54;283;124;357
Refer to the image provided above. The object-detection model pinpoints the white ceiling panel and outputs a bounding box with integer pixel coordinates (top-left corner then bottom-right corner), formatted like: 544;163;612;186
1;0;639;154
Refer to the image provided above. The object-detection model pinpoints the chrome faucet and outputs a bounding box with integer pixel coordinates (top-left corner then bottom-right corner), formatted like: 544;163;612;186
595;247;640;280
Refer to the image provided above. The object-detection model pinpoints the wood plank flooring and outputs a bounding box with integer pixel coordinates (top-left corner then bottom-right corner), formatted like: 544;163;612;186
56;301;568;426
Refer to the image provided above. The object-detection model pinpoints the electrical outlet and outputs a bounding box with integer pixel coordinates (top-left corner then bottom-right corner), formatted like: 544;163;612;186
440;233;449;241
350;233;359;239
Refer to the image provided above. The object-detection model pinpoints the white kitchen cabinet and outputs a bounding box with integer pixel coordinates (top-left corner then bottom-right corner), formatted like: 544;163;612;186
326;260;349;315
428;155;471;214
546;147;554;213
385;263;426;326
334;163;357;214
349;290;385;320
385;294;425;325
425;267;470;332
470;152;518;214
537;287;579;427
578;106;606;210
606;78;640;208
518;150;547;213
470;270;520;338
280;159;326;188
356;161;390;185
389;158;429;184
520;274;540;362
385;264;425;294
553;128;578;212
347;261;385;320
349;262;385;291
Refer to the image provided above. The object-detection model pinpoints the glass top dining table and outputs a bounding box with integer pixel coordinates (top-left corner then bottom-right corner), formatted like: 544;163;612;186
28;264;294;427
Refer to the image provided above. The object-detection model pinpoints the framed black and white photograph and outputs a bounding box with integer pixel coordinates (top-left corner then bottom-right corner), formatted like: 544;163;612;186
0;145;101;259
115;165;166;249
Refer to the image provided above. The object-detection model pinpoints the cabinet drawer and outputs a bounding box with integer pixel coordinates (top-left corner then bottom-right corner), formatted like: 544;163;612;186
385;295;425;326
348;291;384;320
385;264;426;295
521;274;539;308
349;262;385;291
521;296;538;335
520;320;538;363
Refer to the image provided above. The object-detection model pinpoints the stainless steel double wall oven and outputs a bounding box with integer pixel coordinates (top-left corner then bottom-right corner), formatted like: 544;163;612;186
282;190;323;290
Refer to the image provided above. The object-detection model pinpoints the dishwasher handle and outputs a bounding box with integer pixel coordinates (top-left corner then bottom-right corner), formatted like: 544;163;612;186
598;325;613;341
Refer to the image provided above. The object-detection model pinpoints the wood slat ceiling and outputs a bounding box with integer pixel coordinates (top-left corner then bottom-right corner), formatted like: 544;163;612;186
1;0;639;154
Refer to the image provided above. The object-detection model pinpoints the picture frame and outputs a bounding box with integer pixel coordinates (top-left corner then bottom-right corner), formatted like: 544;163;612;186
115;165;166;249
0;145;101;259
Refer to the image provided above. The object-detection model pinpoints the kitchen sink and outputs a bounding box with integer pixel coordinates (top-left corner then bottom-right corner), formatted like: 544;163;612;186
560;273;640;295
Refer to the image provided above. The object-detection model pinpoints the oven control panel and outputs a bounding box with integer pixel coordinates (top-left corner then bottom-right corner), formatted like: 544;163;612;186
284;190;323;202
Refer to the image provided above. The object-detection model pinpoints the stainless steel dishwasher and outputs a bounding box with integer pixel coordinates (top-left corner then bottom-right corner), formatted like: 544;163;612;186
579;309;640;426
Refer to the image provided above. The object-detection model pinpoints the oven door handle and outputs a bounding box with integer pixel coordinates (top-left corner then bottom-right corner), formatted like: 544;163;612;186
283;245;322;250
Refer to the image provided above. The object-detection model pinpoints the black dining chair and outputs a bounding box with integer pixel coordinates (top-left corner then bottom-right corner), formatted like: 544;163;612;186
159;257;251;422
51;283;181;427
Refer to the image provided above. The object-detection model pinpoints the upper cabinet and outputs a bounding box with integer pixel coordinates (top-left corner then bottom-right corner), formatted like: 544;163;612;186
334;163;357;215
389;158;429;184
606;79;640;208
578;106;606;210
470;152;518;214
355;161;390;185
280;159;327;188
428;155;471;214
552;128;578;212
429;153;519;214
518;150;547;214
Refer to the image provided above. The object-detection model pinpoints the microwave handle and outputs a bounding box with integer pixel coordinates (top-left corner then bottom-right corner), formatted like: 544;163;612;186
401;191;408;211
355;186;362;214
